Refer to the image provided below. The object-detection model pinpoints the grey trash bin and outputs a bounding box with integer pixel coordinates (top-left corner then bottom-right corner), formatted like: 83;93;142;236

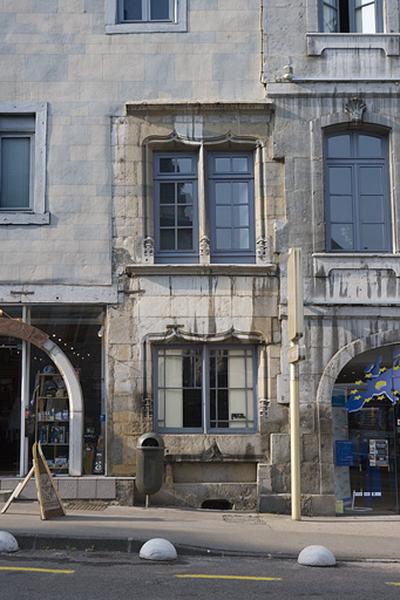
136;432;164;496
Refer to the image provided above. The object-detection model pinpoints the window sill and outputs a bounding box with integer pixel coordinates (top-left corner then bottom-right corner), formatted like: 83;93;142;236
313;252;400;277
0;212;50;225
306;33;400;56
105;21;187;34
126;263;277;276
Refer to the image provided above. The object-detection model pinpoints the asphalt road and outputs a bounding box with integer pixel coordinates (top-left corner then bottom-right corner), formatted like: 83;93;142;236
1;550;400;599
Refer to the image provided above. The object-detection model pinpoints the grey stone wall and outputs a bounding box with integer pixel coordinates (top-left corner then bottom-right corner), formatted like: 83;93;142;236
0;0;263;293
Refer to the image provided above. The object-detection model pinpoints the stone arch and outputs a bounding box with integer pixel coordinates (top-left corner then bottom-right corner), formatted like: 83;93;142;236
0;317;83;475
316;329;400;408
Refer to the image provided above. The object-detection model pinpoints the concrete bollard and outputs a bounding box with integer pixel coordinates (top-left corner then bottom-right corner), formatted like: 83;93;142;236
139;538;178;561
298;545;336;567
0;531;19;553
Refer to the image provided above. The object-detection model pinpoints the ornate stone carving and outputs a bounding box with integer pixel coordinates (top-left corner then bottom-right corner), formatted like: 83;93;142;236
276;64;294;83
203;440;223;461
256;236;269;262
199;235;210;256
345;97;366;123
143;236;154;262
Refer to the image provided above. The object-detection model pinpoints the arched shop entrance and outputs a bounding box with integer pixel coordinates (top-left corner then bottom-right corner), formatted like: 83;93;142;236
0;306;105;479
332;344;400;514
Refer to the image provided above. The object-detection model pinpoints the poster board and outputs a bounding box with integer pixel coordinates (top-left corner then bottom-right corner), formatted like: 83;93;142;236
33;442;66;520
1;466;35;514
335;440;354;467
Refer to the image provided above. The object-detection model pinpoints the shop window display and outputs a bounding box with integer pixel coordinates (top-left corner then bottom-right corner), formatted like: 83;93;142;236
332;345;400;514
0;305;104;477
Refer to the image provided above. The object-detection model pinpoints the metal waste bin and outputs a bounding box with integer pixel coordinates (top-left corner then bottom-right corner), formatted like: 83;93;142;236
136;432;164;496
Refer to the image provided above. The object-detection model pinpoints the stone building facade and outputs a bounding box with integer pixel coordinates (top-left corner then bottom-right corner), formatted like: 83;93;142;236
0;0;398;513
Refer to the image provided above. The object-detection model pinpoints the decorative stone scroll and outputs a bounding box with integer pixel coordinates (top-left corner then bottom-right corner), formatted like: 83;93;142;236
256;236;269;262
344;97;366;123
143;236;155;262
200;235;210;257
0;318;48;348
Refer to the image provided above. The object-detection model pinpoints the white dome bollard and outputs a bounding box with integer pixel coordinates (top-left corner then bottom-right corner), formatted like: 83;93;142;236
0;531;19;553
139;538;178;561
298;545;336;567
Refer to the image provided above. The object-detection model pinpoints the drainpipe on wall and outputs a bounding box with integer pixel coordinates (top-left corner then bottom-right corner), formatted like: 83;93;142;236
259;0;267;89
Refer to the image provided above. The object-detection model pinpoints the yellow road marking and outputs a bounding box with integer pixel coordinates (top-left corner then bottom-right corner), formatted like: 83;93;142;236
386;582;400;587
0;566;74;575
176;574;282;582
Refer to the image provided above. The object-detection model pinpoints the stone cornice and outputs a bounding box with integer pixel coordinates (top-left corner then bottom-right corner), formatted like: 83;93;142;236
126;264;277;276
125;101;274;116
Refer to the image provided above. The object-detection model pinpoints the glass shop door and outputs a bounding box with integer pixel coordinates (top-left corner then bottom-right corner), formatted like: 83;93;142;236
348;399;399;513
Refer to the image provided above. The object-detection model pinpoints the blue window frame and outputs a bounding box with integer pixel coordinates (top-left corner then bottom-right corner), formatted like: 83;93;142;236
119;0;173;22
208;153;256;264
321;0;383;33
154;153;198;263
325;130;391;252
154;345;257;433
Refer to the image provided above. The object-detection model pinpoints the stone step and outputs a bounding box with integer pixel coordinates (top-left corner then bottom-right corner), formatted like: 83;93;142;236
0;490;13;503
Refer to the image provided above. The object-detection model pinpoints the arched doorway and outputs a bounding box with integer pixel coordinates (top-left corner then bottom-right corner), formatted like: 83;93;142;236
329;342;400;513
0;317;83;476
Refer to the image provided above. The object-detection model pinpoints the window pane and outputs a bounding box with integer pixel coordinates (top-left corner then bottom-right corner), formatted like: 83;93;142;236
355;0;376;33
358;166;383;195
160;229;175;250
360;223;386;251
232;157;249;173
327;135;351;158
150;0;170;20
359;195;385;223
233;228;250;250
216;205;231;227
330;196;353;222
159;157;175;173
159;182;175;203
175;157;192;174
232;182;249;205
183;389;202;427
214;157;231;173
177;229;192;249
160;205;175;227
177;182;193;204
358;135;382;158
0;137;30;209
330;223;354;250
234;205;249;227
165;389;183;428
328;167;352;195
177;205;192;226
216;229;232;250
123;0;142;21
215;182;231;205
322;0;338;32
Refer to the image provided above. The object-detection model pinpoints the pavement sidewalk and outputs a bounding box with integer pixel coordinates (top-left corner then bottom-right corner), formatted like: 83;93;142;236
1;501;400;561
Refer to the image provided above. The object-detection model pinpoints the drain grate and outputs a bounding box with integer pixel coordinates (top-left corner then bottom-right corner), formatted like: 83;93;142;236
65;501;108;512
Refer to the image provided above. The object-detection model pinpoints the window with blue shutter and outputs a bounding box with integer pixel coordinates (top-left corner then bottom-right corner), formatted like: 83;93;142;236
154;153;198;263
208;153;256;264
325;131;391;252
